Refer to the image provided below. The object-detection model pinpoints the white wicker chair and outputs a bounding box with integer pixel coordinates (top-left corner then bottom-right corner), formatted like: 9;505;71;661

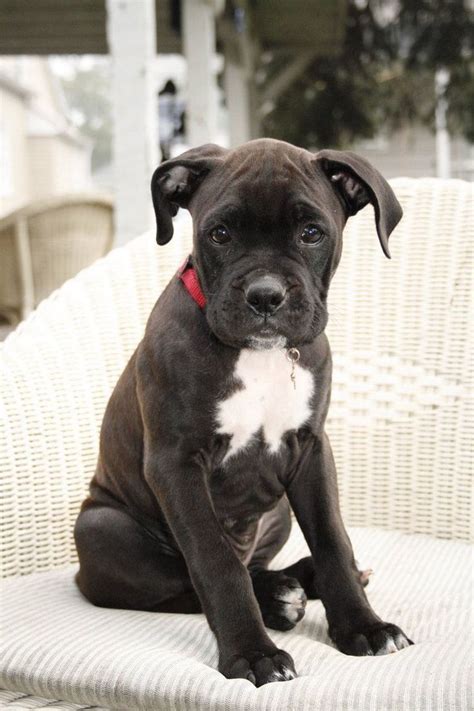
0;179;472;710
0;193;114;325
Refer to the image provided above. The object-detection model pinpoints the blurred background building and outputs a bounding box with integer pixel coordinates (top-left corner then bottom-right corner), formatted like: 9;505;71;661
0;57;91;216
0;0;472;331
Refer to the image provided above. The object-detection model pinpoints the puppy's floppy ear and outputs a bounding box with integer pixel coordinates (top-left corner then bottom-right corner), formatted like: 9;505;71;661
151;144;227;245
315;149;402;258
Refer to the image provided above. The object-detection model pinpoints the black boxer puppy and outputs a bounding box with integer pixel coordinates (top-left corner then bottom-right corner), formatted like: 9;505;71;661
75;139;412;687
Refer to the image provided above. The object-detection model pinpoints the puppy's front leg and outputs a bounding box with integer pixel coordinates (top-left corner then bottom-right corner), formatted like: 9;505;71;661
287;431;412;656
144;441;296;685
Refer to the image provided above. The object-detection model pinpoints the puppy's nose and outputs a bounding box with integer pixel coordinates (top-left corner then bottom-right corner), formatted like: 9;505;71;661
245;275;287;316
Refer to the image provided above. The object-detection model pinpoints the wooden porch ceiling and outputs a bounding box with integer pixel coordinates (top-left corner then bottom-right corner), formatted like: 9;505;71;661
0;0;181;55
0;0;346;57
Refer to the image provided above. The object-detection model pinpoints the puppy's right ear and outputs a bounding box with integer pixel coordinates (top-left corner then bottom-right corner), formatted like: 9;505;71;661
151;144;227;245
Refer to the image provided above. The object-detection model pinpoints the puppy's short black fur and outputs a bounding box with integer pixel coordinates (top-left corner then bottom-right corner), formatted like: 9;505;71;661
75;139;412;686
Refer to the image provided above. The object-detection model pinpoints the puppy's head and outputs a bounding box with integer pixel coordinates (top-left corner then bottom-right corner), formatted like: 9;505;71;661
151;139;402;349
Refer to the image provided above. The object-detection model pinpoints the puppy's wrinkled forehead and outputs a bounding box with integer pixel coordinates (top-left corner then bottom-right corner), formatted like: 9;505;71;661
223;140;312;183
194;140;322;220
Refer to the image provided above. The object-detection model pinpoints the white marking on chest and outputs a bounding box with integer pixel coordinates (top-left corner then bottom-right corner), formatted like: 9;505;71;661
215;348;314;462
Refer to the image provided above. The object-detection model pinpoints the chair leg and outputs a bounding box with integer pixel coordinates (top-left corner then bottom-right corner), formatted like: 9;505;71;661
0;308;21;327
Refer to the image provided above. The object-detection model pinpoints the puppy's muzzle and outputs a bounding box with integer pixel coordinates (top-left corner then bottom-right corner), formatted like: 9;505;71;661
244;275;287;317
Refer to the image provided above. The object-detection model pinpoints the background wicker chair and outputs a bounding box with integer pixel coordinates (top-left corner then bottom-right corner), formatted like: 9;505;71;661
0;179;472;710
0;193;114;325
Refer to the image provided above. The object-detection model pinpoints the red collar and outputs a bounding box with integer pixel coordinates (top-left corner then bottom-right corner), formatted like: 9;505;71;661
177;256;207;309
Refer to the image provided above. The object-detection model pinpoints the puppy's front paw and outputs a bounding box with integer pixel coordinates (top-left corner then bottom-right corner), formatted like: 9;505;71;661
220;648;297;686
333;622;413;656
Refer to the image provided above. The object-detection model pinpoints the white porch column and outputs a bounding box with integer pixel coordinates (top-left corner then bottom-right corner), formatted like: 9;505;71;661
224;58;252;146
106;0;158;245
435;68;451;179
182;0;218;146
222;2;259;147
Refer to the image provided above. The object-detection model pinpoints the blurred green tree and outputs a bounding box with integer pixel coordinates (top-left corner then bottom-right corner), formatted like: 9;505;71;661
261;0;473;148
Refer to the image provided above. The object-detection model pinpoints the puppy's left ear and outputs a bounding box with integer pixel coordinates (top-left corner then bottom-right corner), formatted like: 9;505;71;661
315;149;402;258
151;144;227;245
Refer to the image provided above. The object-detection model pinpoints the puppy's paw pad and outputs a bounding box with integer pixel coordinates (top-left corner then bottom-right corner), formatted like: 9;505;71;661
355;559;373;587
359;569;373;587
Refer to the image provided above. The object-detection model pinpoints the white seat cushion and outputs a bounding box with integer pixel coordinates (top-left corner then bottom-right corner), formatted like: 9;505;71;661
0;689;106;709
0;526;472;711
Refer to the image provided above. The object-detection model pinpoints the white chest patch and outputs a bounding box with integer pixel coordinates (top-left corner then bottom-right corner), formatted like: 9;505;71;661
215;348;314;462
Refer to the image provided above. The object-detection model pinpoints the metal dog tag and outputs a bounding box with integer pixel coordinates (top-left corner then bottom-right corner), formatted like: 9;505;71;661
286;348;300;390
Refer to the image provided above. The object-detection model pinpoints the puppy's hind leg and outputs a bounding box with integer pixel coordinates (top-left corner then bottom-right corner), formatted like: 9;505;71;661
249;498;307;632
282;556;373;599
249;501;371;631
74;501;201;613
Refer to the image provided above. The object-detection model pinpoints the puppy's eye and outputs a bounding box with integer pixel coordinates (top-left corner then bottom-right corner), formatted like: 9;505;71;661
300;224;324;245
209;226;231;245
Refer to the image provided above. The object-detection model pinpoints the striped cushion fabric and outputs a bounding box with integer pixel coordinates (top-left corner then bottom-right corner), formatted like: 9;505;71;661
0;526;472;711
0;689;105;709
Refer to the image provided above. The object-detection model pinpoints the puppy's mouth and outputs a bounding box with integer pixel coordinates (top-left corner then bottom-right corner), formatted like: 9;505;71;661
209;315;288;350
246;333;287;351
242;319;285;349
